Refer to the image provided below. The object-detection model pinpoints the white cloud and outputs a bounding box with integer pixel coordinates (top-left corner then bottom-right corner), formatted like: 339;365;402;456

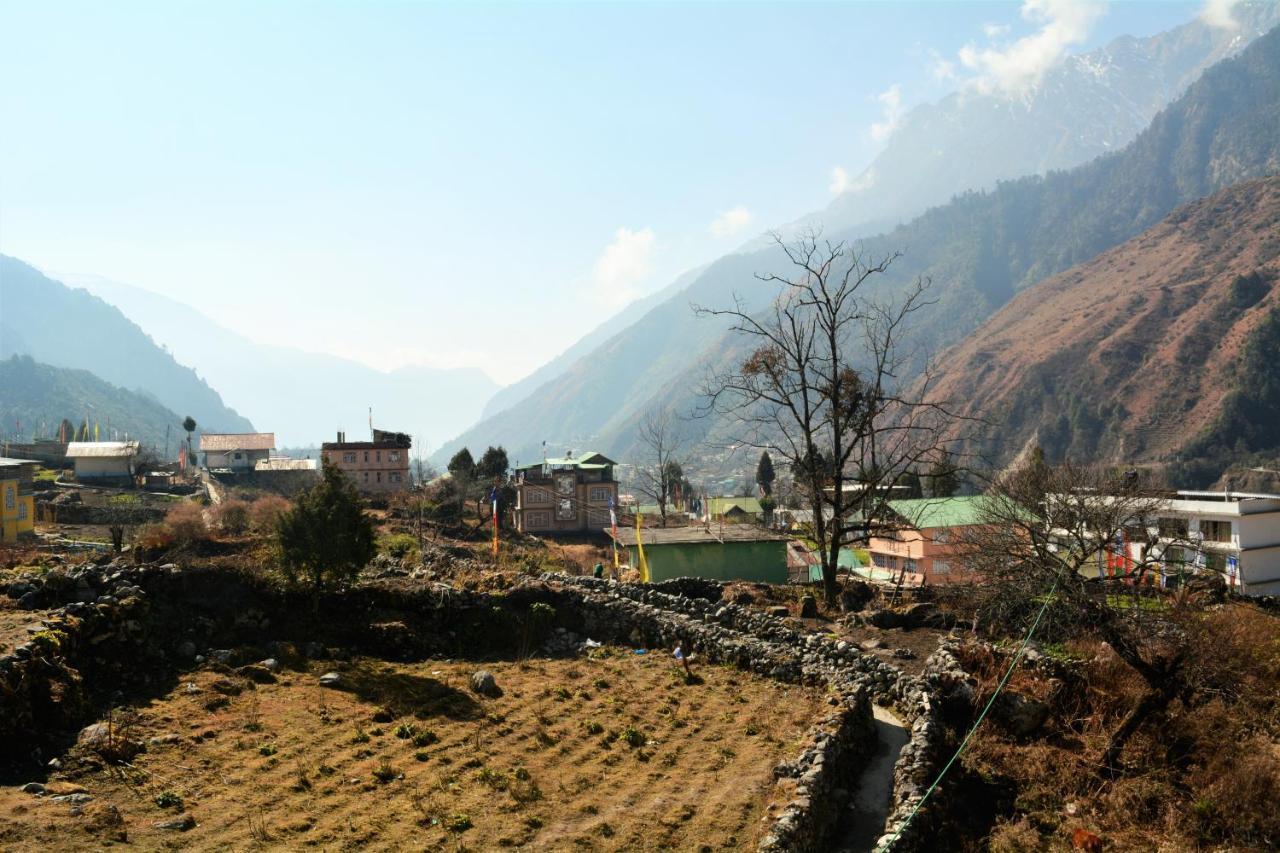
592;226;655;310
982;22;1012;38
958;0;1107;95
869;83;904;142
930;50;957;80
709;206;753;238
1200;0;1241;30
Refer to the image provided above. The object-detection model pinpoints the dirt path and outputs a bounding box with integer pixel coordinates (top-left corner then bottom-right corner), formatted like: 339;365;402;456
837;704;910;852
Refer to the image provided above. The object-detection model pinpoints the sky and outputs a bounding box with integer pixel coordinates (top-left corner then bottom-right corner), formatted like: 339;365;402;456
0;0;1209;385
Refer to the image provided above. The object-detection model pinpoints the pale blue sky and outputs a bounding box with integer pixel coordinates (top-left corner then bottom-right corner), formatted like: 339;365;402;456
1;1;1198;383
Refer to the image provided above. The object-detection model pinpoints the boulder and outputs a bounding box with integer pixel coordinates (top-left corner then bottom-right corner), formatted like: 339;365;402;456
470;670;502;698
863;609;903;629
20;782;45;795
318;671;342;687
993;690;1050;737
153;814;196;831
237;664;277;684
767;606;790;618
77;722;144;763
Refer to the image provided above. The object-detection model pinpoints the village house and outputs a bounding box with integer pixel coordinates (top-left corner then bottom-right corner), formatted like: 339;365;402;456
608;524;790;584
865;496;989;586
514;451;619;534
64;441;139;486
1087;489;1280;596
200;432;276;471
321;428;411;495
0;458;37;543
707;496;765;523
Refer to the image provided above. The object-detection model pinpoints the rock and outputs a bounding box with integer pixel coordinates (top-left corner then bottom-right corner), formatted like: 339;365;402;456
176;641;197;660
77;722;144;762
767;606;789;618
20;782;45;795
17;591;42;610
261;657;281;673
892;648;916;660
859;639;886;651
863;609;902;629
901;602;938;628
52;792;94;804
153;814;196;831
799;596;818;619
993;690;1050;737
237;664;277;684
318;671;342;687
208;649;234;665
469;670;502;698
303;642;325;659
209;678;244;695
149;734;182;746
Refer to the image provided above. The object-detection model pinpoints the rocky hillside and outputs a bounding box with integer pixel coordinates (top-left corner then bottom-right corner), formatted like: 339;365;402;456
436;22;1280;470
925;177;1280;482
805;1;1280;238
0;256;253;434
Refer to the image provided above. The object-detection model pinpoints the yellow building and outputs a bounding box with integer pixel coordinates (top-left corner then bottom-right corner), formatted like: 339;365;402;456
0;458;37;543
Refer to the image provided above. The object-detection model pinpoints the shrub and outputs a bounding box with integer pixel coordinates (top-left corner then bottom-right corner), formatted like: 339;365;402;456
135;523;175;552
372;760;397;783
213;499;250;535
394;723;417;740
352;729;371;744
258;743;277;757
276;463;376;600
381;533;420;562
620;726;647;748
445;814;473;833
163;502;207;546
584;721;604;735
412;729;439;747
153;790;183;810
249;495;291;535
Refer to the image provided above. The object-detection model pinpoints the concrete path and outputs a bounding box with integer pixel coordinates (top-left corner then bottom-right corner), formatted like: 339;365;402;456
837;704;910;852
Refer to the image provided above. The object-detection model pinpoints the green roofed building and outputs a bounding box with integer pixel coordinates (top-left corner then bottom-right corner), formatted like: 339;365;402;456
707;496;765;522
864;496;992;586
608;525;789;584
515;451;619;535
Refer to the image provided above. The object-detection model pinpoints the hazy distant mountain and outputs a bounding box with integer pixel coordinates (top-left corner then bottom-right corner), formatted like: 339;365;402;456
923;176;1280;485
434;22;1280;471
795;0;1280;239
65;275;498;449
0;354;185;452
0;256;253;434
480;266;704;421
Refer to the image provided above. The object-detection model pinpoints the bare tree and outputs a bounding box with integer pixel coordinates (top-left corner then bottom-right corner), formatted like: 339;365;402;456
955;461;1210;773
697;231;962;604
634;409;684;528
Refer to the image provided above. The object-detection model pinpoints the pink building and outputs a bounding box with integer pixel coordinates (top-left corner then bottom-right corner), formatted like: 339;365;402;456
321;428;411;496
865;497;989;586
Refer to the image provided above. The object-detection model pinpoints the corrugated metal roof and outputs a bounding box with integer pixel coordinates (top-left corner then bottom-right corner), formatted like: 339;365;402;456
607;525;788;546
255;458;318;471
517;451;616;470
200;433;276;452
709;496;764;515
888;497;990;530
65;441;139;458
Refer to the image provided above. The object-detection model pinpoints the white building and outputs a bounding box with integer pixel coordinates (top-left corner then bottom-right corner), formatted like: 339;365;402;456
200;433;275;472
1106;491;1280;596
65;441;139;484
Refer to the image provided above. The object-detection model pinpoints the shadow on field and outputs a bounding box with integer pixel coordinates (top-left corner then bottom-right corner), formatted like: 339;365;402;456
335;660;483;721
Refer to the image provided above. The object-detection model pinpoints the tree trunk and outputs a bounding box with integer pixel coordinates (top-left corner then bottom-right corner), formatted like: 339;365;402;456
1100;687;1170;773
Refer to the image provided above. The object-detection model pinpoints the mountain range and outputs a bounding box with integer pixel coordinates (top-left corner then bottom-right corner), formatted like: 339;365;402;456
0;256;253;436
0;354;186;453
59;274;498;450
922;176;1280;485
434;19;1280;477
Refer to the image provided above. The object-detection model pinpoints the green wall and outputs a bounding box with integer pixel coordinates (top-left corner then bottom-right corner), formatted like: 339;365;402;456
628;540;788;584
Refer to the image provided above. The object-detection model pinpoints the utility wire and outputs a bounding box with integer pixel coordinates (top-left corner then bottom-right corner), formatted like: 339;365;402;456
876;579;1059;852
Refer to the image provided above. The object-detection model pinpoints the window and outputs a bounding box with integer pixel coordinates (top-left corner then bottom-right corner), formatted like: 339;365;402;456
525;510;552;529
343;452;357;464
389;451;401;463
234;452;243;460
376;472;382;483
526;488;550;504
4;486;13;510
932;560;951;574
16;503;26;521
589;486;611;503
363;472;369;481
1158;517;1189;538
364;451;370;463
389;472;402;483
1201;520;1233;543
871;552;897;569
903;558;918;573
376;451;381;462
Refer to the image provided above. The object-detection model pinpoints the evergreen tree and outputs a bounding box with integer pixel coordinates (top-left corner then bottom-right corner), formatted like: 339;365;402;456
756;451;776;497
276;462;376;605
182;415;197;466
927;450;960;498
476;446;510;482
902;469;924;499
447;447;476;480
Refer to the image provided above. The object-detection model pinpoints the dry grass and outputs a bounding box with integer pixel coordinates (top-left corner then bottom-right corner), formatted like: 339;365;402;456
0;651;824;850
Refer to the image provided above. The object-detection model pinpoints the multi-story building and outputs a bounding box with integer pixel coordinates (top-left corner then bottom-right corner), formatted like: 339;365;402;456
320;428;411;495
514;451;618;534
0;458;37;543
200;432;276;471
1096;490;1280;596
865;496;989;586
